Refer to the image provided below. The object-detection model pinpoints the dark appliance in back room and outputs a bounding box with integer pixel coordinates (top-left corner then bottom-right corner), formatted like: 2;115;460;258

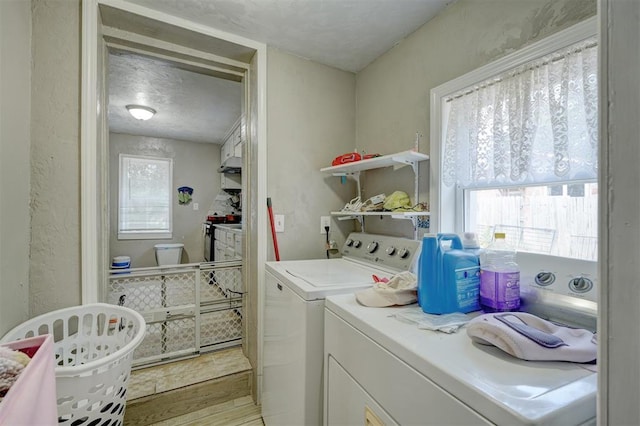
204;221;214;262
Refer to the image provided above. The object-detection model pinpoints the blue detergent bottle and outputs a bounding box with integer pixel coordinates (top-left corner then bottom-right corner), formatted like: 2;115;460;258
419;233;481;314
418;234;438;311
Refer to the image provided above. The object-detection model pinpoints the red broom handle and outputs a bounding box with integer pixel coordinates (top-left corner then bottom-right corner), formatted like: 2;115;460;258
267;198;280;261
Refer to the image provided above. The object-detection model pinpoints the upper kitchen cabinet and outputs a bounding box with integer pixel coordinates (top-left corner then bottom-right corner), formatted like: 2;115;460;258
219;116;245;173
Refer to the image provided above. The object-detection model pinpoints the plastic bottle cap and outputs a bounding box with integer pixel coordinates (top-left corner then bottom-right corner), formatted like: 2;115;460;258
462;232;479;248
494;232;506;239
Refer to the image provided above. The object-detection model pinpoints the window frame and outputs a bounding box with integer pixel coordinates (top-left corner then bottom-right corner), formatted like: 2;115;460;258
429;17;597;237
118;153;174;240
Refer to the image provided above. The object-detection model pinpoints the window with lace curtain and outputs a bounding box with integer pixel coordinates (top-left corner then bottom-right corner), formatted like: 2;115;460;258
118;154;173;240
430;19;597;260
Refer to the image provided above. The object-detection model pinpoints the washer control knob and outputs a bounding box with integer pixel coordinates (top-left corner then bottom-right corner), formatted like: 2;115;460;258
353;240;362;248
386;246;397;256
345;238;354;247
569;276;593;293
367;241;379;253
534;271;556;286
398;248;410;259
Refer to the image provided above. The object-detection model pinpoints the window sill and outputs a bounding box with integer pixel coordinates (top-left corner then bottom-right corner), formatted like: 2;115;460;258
118;232;172;240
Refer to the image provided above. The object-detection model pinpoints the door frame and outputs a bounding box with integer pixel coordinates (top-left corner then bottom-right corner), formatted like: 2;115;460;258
80;0;268;399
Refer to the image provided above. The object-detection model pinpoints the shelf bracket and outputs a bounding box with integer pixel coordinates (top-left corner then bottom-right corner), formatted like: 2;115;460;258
336;214;365;231
389;156;416;171
332;171;362;199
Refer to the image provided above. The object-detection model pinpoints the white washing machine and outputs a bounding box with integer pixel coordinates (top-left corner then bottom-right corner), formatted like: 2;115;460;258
262;232;421;426
324;253;598;425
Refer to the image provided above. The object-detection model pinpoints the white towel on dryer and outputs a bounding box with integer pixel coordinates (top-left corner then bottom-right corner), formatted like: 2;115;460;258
467;312;597;363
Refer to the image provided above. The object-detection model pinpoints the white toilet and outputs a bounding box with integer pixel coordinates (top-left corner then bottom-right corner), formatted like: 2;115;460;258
154;243;184;266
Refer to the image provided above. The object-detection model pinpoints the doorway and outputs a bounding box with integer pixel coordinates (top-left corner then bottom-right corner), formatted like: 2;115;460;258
106;49;244;268
106;46;247;365
81;0;268;400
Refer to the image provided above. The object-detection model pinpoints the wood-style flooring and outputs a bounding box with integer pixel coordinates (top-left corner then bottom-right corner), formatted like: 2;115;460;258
127;347;252;400
148;395;263;426
124;347;262;426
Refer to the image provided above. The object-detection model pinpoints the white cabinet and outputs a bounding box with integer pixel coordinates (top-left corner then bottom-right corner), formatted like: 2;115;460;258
220;116;244;171
213;225;242;260
235;234;242;254
233;121;243;157
320;149;430;237
219;117;244;195
233;130;243;158
220;172;241;190
221;139;232;163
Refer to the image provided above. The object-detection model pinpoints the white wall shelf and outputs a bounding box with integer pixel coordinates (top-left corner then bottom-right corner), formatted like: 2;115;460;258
320;150;428;174
331;211;430;218
321;148;430;238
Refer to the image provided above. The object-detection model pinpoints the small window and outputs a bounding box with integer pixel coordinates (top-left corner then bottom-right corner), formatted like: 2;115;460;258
431;19;597;261
466;183;598;260
118;154;173;240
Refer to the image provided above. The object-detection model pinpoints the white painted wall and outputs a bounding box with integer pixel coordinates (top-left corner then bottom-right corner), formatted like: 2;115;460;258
355;0;596;239
109;133;222;267
266;47;356;261
30;0;82;316
0;0;31;335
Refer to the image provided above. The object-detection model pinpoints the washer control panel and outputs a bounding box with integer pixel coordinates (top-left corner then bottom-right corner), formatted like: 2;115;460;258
518;252;598;330
341;232;420;272
518;252;598;302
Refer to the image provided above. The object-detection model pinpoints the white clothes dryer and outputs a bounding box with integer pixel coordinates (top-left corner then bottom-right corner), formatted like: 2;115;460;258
324;253;598;425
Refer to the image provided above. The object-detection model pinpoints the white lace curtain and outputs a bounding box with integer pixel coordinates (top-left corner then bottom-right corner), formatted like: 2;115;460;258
442;38;598;188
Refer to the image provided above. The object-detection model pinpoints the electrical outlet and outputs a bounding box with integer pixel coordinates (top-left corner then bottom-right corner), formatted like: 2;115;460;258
193;202;199;210
321;216;331;234
274;215;284;233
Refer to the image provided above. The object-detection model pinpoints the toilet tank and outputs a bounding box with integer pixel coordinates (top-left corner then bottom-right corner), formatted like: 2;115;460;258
154;243;184;266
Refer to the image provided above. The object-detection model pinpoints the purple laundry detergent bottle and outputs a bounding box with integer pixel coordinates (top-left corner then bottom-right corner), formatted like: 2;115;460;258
479;232;520;312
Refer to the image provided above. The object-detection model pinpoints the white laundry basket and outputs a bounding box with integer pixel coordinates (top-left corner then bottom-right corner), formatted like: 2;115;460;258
1;303;145;425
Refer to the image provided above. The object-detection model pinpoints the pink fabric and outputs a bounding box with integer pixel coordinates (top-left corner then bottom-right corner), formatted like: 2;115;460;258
0;335;57;425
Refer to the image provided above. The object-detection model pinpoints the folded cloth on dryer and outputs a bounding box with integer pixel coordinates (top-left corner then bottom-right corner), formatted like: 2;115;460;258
394;309;471;333
467;312;597;363
356;271;417;307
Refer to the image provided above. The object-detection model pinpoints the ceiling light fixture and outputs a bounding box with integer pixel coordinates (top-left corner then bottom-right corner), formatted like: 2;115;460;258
126;104;156;121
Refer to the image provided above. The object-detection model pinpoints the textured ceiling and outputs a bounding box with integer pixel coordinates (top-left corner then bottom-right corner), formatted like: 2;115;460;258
108;52;242;144
124;0;453;73
108;0;453;144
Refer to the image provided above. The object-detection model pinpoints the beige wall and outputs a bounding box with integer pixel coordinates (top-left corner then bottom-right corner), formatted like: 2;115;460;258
30;0;81;316
109;133;222;267
266;47;356;261
355;0;596;238
0;0;31;335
